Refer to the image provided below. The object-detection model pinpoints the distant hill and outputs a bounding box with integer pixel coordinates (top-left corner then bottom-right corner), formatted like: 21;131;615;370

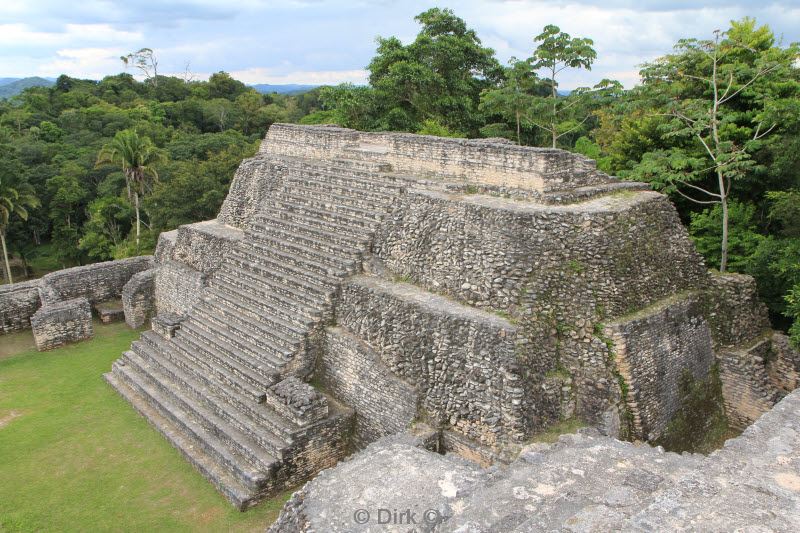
250;83;318;95
0;77;55;98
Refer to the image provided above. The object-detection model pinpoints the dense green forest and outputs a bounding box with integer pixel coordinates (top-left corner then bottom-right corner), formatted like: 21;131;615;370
0;8;798;344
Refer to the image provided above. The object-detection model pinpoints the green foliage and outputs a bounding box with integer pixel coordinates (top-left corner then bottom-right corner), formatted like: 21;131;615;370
416;119;465;138
654;365;730;454
367;8;501;135
786;286;800;349
689;201;764;272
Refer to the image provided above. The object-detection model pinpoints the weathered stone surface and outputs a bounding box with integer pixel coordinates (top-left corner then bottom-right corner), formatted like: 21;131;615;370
122;268;156;328
271;387;800;532
31;297;93;351
154;230;177;264
95;299;125;324
705;271;771;347
153;260;205;318
0;279;40;333
39;256;153;306
606;293;715;441
171;220;244;276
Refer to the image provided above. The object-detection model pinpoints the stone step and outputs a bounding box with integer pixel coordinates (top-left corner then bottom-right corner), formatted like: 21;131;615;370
248;220;365;261
284;173;397;204
279;181;395;211
127;343;290;458
112;358;270;491
123;348;287;463
275;155;399;183
251;215;372;254
216;265;328;313
242;228;359;273
230;245;341;290
225;252;337;301
200;289;309;339
141;332;296;439
207;277;322;327
194;297;305;351
139;332;270;402
269;192;384;225
183;315;294;370
240;239;356;280
104;372;260;510
256;207;375;245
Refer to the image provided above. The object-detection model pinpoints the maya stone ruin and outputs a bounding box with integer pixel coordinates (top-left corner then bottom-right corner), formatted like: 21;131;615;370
4;123;798;527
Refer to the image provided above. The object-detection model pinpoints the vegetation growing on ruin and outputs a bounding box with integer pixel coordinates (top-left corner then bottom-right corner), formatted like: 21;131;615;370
654;365;733;454
0;323;291;530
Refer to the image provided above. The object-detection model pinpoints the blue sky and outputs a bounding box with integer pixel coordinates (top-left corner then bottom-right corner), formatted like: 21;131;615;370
1;1;799;88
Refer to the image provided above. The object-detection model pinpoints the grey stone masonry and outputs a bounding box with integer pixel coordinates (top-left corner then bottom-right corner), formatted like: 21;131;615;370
107;149;406;509
271;386;800;532
122;269;156;328
705;271;771;347
39;256;153;306
106;124;792;514
31;297;93;351
605;293;715;441
265;377;329;427
0;279;41;333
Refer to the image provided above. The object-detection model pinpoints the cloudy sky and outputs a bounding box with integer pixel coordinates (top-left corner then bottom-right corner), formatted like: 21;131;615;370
1;1;799;88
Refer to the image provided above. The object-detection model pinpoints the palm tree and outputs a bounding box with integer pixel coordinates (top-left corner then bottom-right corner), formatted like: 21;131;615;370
96;129;164;252
0;178;40;284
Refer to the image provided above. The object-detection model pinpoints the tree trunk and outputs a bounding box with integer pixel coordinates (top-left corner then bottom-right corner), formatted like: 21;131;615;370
1;231;13;285
134;191;141;253
719;179;729;273
551;68;558;148
515;110;521;145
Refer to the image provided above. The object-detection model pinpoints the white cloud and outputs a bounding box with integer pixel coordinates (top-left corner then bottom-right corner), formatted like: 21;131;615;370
227;67;369;85
38;48;129;79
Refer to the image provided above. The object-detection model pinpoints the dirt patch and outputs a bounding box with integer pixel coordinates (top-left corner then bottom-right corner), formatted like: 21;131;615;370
0;410;22;429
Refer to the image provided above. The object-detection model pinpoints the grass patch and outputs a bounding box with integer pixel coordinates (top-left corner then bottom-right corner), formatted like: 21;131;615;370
527;418;586;444
0;321;290;531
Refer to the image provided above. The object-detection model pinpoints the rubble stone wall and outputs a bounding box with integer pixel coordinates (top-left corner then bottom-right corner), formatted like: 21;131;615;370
31;297;93;350
606;293;716;440
0;279;41;333
154;260;205;318
39;256;154;306
122;269;156;328
318;327;418;448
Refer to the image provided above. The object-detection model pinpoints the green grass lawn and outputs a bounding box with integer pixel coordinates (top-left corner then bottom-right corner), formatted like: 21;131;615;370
0;321;290;532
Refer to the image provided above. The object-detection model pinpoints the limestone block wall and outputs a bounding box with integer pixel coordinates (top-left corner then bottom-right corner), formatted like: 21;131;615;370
154;260;205;318
217;157;285;228
605;293;716;441
333;275;527;447
39;256;154;306
319;326;419;448
261;123;610;192
718;337;781;430
170;220;244;276
31;297;93;351
0;280;41;333
122;269;156;328
704;272;771;347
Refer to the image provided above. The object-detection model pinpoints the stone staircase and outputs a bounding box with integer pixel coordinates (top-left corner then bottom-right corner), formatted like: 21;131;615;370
105;156;405;509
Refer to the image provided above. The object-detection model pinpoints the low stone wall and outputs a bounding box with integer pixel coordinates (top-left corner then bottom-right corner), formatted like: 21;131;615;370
605;293;715;441
261;123;609;193
39;256;154;306
0;279;41;333
31;297;93;351
122;269;156;328
704;272;771;347
318;327;419;448
154;260;205;318
335;275;527;447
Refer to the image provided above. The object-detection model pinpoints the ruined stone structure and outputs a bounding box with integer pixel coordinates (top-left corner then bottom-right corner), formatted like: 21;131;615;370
0;256;153;350
103;124;798;511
